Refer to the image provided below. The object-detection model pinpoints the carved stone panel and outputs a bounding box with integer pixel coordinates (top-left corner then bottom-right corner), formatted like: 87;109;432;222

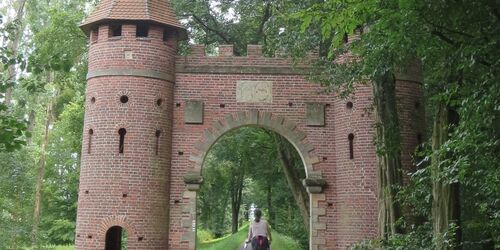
306;103;325;127
236;81;273;103
185;101;204;124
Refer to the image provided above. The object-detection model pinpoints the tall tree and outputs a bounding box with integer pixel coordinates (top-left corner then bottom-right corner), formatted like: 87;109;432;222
273;133;310;231
2;0;26;105
295;0;500;247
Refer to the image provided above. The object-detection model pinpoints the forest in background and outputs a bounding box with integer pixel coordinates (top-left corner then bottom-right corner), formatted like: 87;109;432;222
0;0;499;249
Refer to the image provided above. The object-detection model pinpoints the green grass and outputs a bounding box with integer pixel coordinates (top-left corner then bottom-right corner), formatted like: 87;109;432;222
34;246;74;250
53;246;74;250
197;224;304;250
270;232;304;250
46;228;304;250
198;224;249;250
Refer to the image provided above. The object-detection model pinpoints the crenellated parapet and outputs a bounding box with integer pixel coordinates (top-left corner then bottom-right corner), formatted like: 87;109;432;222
176;44;319;75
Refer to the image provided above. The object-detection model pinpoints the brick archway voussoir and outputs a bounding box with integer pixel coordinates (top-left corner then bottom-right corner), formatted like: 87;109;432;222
98;215;136;241
187;110;322;182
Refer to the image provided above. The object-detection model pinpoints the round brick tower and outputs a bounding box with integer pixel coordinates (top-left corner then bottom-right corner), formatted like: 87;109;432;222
76;1;186;249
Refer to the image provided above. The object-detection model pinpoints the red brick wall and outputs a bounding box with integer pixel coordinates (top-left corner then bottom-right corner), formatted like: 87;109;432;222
75;23;176;249
168;45;379;249
88;24;177;75
77;26;422;248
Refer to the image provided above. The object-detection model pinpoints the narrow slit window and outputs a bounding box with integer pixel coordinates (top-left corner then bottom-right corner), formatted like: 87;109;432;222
118;128;126;154
155;130;161;155
348;134;355;159
136;24;149;37
163;29;169;42
88;129;94;154
109;24;122;37
91;29;98;43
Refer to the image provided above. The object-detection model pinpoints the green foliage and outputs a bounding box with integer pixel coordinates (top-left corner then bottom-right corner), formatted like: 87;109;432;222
28;7;86;74
197;228;215;243
295;0;500;248
198;127;308;248
271;232;304;250
198;224;249;250
0;20;29;152
352;223;433;250
172;0;322;56
0;148;35;249
0;104;28;151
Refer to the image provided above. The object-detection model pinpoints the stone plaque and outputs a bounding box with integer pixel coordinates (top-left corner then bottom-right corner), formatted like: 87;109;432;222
185;101;204;124
306;103;325;127
124;50;133;60
236;81;272;103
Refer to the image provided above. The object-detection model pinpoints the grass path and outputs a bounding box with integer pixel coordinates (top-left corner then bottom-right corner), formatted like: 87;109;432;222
198;224;304;250
51;225;304;250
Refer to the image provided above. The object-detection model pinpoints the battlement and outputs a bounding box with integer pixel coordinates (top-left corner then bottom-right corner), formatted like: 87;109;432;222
176;44;319;75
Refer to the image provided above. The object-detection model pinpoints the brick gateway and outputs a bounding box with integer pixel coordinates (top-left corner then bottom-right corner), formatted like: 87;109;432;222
75;1;423;249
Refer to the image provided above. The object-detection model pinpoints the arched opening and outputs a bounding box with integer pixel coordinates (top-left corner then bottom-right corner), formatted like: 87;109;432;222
196;126;310;249
105;226;128;250
348;133;355;159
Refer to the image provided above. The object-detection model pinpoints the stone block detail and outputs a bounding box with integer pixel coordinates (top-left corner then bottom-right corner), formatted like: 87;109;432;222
185;100;204;124
306;103;326;127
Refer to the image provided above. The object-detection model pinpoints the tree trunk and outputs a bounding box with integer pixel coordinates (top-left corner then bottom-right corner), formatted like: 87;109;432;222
373;71;404;239
26;109;36;145
231;169;244;234
32;74;55;247
4;0;27;105
274;134;310;231
431;104;462;250
266;183;273;227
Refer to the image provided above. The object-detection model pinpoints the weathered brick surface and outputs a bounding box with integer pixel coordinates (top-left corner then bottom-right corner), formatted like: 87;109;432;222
75;23;177;249
166;47;381;250
77;6;423;250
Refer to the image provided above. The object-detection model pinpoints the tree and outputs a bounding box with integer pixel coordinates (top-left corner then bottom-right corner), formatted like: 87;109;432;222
172;0;321;55
295;0;500;248
0;18;29;152
198;127;309;248
273;132;310;231
21;0;87;246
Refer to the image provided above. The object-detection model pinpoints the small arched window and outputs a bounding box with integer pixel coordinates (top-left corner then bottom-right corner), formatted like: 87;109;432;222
118;128;127;154
105;226;128;250
348;134;355;159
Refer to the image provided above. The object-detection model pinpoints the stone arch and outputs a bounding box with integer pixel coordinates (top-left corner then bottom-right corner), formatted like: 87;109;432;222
182;110;327;250
98;215;136;242
187;109;322;179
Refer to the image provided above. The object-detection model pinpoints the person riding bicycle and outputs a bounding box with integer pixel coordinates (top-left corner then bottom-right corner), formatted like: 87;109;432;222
246;209;272;250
